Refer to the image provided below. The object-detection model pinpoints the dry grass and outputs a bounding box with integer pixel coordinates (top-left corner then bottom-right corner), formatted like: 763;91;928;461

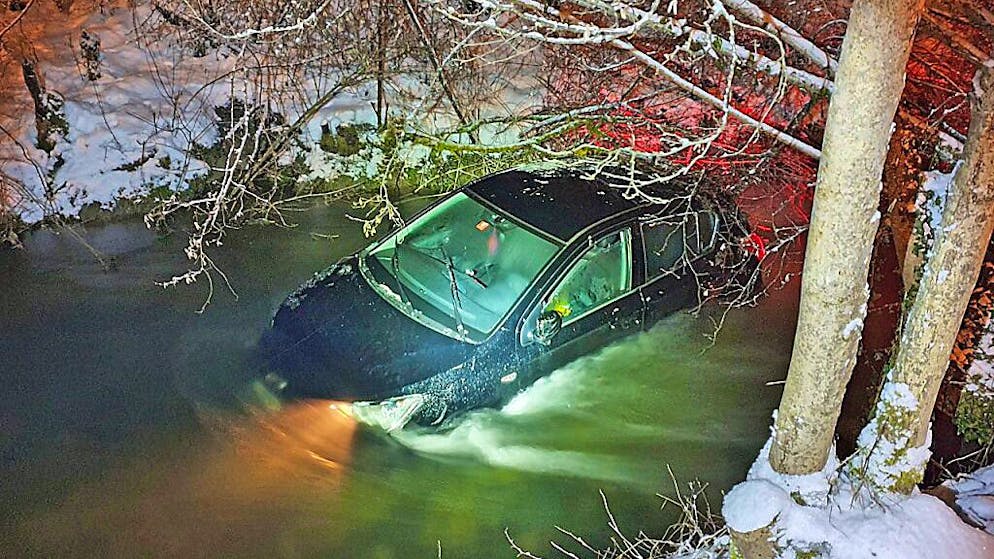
506;469;731;559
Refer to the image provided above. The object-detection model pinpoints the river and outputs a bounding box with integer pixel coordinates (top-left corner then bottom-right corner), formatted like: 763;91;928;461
0;202;796;558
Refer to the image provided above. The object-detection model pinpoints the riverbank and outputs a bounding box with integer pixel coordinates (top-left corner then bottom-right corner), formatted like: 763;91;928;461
0;0;546;250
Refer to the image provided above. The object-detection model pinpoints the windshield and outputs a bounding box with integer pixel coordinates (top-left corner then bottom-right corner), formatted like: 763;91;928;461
363;192;561;341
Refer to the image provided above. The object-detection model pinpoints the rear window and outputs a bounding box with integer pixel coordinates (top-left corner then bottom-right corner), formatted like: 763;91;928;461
642;211;719;282
642;220;684;281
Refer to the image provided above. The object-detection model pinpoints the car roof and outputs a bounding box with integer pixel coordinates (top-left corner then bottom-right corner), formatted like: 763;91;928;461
465;167;651;243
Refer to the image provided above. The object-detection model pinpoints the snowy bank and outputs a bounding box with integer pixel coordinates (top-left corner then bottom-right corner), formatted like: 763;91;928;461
1;2;225;222
948;464;994;534
0;1;389;224
722;438;994;559
0;1;545;227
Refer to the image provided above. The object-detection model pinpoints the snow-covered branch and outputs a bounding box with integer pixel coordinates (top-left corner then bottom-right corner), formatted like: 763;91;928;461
573;0;834;93
177;0;336;41
441;0;822;158
718;0;839;75
611;37;821;159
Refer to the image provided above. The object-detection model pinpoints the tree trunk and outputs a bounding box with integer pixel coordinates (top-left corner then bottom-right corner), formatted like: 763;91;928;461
21;59;54;152
769;0;925;475
857;67;994;493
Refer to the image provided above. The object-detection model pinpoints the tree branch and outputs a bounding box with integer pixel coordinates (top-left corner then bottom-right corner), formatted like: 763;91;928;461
0;0;36;44
402;0;477;141
922;10;992;67
447;0;822;158
718;0;839;75
610;37;821;159
575;0;834;93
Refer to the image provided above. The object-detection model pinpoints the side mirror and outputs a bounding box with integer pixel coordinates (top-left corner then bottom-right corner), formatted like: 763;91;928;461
534;310;563;345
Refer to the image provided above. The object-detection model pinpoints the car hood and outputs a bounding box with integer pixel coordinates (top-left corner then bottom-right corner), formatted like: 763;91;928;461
259;256;473;400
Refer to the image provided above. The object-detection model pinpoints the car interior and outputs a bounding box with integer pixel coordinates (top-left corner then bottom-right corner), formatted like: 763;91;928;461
544;229;632;325
369;192;560;334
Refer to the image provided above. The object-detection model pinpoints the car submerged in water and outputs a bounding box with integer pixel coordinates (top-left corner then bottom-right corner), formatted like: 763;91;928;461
259;166;759;431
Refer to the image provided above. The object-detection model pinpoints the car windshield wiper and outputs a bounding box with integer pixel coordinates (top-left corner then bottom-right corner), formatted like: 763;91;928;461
440;247;467;338
394;241;474;339
405;244;488;289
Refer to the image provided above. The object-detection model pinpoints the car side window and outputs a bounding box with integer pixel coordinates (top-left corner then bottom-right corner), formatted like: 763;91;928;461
642;212;719;282
642;220;684;281
543;229;632;325
684;211;719;257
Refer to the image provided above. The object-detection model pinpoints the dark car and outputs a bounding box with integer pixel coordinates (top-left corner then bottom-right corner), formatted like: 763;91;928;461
259;166;759;431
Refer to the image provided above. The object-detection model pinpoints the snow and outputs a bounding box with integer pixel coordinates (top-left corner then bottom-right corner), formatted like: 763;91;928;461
299;140;385;184
939;131;965;153
916;166;957;255
0;2;398;223
723;436;994;559
879;381;919;411
948;465;994;535
0;0;551;223
723;479;793;533
842;302;868;340
842;318;863;340
851;379;933;492
1;1;237;222
731;435;840;508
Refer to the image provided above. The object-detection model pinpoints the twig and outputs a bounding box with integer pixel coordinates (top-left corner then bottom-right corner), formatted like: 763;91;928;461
0;0;37;43
402;0;477;142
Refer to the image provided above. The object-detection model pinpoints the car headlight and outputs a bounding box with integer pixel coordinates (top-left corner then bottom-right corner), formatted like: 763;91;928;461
351;394;426;432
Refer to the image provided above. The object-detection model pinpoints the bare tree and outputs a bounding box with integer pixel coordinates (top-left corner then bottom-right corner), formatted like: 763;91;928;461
852;67;994;494
768;0;925;477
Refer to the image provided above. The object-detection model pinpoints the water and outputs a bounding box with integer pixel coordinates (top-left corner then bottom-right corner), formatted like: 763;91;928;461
0;204;796;558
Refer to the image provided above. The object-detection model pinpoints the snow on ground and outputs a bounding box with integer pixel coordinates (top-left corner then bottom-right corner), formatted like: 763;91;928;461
949;465;994;535
0;1;546;224
0;1;390;223
2;2;222;221
723;437;994;559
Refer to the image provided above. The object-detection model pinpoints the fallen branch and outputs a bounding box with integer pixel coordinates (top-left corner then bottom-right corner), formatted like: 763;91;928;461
718;0;839;75
445;0;822;158
576;0;834;93
610;37;821;159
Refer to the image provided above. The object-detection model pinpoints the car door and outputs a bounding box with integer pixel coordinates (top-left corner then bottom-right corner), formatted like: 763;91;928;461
639;212;717;326
518;226;644;378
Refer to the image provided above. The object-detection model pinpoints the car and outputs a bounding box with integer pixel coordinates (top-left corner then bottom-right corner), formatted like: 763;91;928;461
258;165;759;431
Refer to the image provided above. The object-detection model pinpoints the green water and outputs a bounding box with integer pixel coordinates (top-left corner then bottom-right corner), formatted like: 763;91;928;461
0;204;796;558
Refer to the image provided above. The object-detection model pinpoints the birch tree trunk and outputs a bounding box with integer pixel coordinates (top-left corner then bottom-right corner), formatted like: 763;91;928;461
855;67;994;493
769;0;925;475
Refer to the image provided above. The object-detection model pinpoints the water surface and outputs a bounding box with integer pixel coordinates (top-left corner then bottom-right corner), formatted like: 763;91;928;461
0;204;796;558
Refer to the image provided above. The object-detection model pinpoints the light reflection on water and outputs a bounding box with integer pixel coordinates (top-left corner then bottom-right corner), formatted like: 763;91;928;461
0;205;795;558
